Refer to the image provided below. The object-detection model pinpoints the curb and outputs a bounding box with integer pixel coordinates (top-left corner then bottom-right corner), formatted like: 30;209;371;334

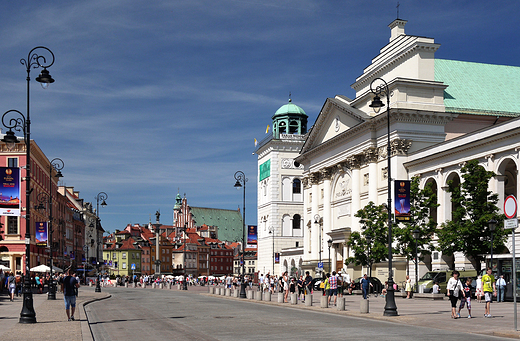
81;294;112;341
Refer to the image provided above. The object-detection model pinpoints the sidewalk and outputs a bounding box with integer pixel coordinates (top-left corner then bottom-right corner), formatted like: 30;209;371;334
0;287;109;341
204;286;520;339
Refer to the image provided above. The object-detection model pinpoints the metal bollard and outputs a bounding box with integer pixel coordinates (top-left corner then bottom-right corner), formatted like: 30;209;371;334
208;287;214;294
168;283;172;290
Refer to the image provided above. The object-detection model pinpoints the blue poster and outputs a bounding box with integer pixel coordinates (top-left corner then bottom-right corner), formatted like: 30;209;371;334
35;222;48;247
247;225;257;248
394;180;411;222
0;167;21;216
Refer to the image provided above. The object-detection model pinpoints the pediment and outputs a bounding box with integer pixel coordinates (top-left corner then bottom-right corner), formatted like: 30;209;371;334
301;97;368;154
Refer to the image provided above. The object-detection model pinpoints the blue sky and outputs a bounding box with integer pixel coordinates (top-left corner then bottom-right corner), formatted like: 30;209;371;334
0;1;518;233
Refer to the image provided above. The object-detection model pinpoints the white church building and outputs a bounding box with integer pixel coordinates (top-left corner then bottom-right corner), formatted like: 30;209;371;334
256;18;520;285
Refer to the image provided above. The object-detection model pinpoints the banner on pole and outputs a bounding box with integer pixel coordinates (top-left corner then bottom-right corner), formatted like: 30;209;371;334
247;225;257;248
0;167;21;216
394;180;411;222
35;222;48;247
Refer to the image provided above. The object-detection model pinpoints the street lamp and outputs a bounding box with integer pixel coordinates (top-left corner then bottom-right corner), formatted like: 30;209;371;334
234;170;247;299
327;239;333;273
314;214;323;277
369;77;398;316
488;218;497;272
0;46;55;324
412;229;420;293
269;226;275;274
94;192;108;293
366;235;372;278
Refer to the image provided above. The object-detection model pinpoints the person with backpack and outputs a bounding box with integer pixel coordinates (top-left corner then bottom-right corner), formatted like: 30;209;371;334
447;270;465;319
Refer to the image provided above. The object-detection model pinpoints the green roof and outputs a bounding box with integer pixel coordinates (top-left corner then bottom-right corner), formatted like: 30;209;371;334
435;59;520;116
272;100;307;118
190;207;244;242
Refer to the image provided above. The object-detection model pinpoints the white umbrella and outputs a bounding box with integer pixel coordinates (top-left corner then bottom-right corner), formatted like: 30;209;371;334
0;265;11;271
30;264;63;273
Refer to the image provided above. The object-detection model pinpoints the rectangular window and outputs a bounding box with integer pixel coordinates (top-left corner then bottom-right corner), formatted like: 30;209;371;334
162;249;165;254
122;252;126;259
122;262;126;269
112;253;117;260
7;158;18;168
7;216;18;234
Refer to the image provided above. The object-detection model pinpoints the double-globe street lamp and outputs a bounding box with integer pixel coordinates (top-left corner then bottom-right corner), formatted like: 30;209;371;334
369;77;398;316
34;158;64;300
94;192;108;292
1;46;55;324
233;170;247;299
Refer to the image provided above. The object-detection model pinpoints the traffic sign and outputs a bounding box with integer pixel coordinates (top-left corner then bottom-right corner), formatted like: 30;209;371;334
505;218;518;230
131;263;136;270
504;195;518;219
318;262;323;269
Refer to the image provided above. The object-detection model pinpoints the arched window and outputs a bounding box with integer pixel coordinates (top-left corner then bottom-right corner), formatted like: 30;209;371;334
292;214;301;229
293;178;301;194
279;121;286;134
289;120;299;134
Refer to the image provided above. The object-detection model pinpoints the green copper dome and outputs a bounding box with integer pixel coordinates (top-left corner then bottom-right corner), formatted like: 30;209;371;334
173;193;182;210
272;99;307;119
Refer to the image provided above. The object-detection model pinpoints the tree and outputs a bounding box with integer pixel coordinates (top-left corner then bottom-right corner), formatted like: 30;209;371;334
436;159;506;273
345;202;392;270
394;176;439;274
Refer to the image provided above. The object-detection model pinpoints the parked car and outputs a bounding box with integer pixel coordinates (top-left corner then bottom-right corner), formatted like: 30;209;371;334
353;276;383;294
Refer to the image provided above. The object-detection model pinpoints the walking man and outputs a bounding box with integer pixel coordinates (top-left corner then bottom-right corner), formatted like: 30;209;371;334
482;267;496;318
361;274;373;299
60;267;80;321
328;271;339;306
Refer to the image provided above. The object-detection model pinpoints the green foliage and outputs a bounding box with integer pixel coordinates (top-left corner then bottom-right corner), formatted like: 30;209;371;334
436;159;505;272
345;202;391;267
395;176;439;263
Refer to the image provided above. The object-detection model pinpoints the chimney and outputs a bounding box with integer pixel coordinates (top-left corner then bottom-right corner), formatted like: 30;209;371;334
388;19;407;42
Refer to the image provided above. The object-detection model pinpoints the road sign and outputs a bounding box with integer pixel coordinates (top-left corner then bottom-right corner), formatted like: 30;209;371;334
504;195;518;219
318;262;323;269
505;218;518;230
131;263;136;270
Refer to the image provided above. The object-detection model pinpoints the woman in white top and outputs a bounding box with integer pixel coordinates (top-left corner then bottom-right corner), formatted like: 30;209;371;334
447;270;465;319
475;275;483;303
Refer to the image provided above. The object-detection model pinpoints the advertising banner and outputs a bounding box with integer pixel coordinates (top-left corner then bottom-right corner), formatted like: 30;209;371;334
395;180;411;222
0;167;21;216
247;225;257;248
35;222;48;247
275;253;280;264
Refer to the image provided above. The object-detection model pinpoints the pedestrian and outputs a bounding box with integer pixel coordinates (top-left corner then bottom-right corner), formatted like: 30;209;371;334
8;272;16;301
59;267;80;321
303;271;313;296
282;271;289;302
432;281;440;294
35;274;43;294
457;277;473;318
328;271;338;306
348;279;355;295
405;275;412;299
360;274;372;299
289;277;296;300
15;271;22;297
482;267;496;318
496;275;506;302
447;270;464;319
323;273;330;298
0;269;5;293
476;275;483;303
297;275;305;300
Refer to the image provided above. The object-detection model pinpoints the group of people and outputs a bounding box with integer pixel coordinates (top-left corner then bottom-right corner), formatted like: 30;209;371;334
447;268;499;319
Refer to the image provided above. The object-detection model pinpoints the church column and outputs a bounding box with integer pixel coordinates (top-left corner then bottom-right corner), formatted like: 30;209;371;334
347;156;361;230
364;148;378;204
303;177;310;261
322;168;333;237
331;244;338;272
310;173;320;262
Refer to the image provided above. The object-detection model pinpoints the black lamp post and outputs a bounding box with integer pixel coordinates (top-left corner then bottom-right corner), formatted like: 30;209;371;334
366;235;372;278
488;219;497;272
182;221;188;290
234;171;247;298
269;226;275;274
327;239;333;273
412;229;420;293
1;46;55;324
94;192;108;293
369;77;398;316
314;214;322;276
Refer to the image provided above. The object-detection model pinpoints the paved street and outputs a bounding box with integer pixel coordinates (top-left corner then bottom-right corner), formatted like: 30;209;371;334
85;285;515;340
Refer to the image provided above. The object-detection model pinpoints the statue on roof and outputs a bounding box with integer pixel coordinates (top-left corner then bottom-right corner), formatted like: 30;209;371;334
155;210;160;223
